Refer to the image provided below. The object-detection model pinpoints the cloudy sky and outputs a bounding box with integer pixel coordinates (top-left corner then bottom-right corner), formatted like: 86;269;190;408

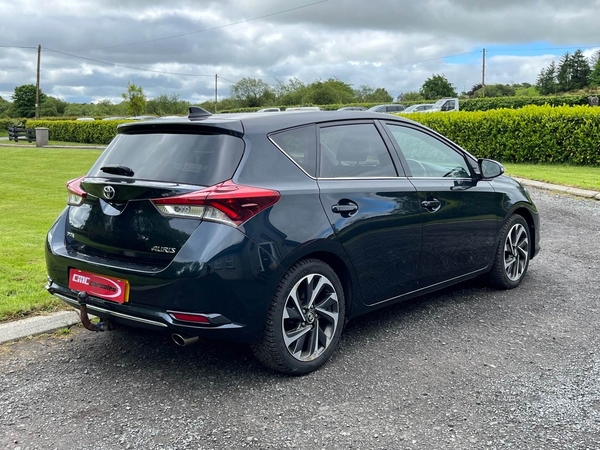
1;0;599;104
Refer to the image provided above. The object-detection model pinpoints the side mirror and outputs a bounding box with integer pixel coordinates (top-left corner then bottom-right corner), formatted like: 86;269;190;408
478;159;505;179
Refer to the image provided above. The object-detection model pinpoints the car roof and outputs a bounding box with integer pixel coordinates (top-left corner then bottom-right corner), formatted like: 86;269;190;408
117;111;415;135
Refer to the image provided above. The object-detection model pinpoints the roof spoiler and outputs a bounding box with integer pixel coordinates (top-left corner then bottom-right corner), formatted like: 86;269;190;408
188;106;213;120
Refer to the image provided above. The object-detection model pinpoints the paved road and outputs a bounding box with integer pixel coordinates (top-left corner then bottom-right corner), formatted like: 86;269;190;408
1;188;599;450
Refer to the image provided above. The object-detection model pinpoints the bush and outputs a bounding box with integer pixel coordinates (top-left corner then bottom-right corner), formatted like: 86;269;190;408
0;118;28;131
460;95;589;111
404;105;600;165
26;119;131;144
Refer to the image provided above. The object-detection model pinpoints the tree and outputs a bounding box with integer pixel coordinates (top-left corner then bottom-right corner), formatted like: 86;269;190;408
12;84;46;118
589;49;600;71
474;84;515;98
465;83;483;97
590;58;600;87
306;78;355;105
419;74;457;100
278;78;308;105
230;77;273;107
354;85;375;102
556;52;573;92
121;82;147;116
399;91;424;102
40;96;68;117
570;49;591;90
366;87;393;103
94;99;125;116
0;96;11;117
146;94;190;116
536;61;557;95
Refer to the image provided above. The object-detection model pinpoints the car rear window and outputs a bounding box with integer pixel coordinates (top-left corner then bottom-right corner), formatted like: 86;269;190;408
87;132;244;186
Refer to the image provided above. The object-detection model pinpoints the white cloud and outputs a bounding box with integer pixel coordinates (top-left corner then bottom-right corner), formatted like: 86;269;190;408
1;0;599;103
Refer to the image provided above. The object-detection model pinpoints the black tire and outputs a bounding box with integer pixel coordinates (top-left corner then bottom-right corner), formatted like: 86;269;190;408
488;214;531;289
251;259;345;375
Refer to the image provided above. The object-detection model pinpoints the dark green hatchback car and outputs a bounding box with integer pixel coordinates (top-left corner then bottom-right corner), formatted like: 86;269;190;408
46;108;540;374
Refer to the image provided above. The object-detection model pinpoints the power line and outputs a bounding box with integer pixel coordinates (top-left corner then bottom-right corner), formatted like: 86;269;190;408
0;44;37;50
216;75;238;84
44;47;215;78
69;0;331;52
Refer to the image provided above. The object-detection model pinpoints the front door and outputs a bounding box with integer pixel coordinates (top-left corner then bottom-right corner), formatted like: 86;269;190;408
383;123;502;287
317;121;422;305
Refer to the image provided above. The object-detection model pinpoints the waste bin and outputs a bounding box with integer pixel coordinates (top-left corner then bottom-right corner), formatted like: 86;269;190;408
35;127;49;147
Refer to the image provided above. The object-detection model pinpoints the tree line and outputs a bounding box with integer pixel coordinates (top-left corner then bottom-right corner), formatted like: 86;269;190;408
0;83;192;119
536;49;600;95
3;59;599;120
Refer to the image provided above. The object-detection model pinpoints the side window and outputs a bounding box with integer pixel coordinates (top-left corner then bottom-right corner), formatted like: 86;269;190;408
386;124;471;178
270;125;317;177
319;123;397;178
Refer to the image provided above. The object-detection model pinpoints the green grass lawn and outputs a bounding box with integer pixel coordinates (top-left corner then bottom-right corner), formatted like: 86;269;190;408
503;163;600;191
0;148;101;321
0;139;103;147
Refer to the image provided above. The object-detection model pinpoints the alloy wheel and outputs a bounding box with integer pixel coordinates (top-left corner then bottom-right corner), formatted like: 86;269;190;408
282;273;340;362
503;223;529;281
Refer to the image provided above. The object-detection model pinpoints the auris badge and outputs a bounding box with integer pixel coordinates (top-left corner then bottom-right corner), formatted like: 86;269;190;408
103;186;116;200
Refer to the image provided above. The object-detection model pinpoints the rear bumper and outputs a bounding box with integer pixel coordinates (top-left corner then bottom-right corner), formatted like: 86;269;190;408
46;281;261;341
47;281;246;334
45;213;283;343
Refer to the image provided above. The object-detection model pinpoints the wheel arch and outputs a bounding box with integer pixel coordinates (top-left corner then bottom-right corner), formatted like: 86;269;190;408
510;206;537;259
283;249;360;321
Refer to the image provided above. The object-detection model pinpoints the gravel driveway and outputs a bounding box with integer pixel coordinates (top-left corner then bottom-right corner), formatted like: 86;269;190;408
1;188;599;450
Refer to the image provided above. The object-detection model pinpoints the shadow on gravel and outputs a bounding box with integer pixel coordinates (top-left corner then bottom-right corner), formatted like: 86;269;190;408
59;275;503;383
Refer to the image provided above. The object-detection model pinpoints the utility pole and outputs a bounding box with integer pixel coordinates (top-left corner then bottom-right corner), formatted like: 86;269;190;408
35;44;41;119
214;74;218;113
482;48;486;98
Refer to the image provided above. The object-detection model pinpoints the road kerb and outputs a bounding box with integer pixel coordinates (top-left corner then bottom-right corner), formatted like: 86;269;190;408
0;311;80;344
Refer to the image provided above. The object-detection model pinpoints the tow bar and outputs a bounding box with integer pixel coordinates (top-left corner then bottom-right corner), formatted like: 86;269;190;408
77;291;113;332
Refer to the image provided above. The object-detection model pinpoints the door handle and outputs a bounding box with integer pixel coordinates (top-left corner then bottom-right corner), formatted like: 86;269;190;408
421;198;441;212
332;201;358;215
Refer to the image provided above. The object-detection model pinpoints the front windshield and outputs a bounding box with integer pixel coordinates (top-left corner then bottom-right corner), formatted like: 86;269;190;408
403;105;417;112
432;99;446;108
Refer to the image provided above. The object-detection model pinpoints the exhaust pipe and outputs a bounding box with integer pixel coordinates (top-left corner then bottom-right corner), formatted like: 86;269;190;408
172;333;199;346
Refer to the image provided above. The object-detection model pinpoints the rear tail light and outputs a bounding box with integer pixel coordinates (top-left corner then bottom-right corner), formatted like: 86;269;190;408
152;180;280;227
66;176;87;206
169;312;211;324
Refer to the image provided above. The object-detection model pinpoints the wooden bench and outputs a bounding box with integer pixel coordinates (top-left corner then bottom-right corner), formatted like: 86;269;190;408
8;125;35;143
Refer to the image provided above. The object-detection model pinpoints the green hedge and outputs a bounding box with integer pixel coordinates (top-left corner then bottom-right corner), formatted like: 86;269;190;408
19;106;600;165
0;118;26;131
459;95;590;111
26;119;131;144
403;105;600;165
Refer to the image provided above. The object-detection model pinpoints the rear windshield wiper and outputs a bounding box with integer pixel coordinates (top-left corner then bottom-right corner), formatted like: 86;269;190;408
100;165;135;177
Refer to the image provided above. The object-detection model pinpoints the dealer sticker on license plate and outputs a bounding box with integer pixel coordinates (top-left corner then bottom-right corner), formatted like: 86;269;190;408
68;269;130;304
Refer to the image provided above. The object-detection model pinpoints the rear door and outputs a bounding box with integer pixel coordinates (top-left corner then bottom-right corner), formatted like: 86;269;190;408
383;122;501;286
317;120;421;305
68;129;244;266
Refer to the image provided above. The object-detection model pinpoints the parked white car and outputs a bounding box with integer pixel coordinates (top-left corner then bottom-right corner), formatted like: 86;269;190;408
420;98;459;113
285;106;322;111
401;104;434;113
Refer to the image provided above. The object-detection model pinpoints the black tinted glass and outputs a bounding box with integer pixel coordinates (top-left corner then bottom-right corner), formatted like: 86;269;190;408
88;133;244;186
319;123;397;178
270;125;317;177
